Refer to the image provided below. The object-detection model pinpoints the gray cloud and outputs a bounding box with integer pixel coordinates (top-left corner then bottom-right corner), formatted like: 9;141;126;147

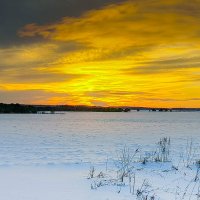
86;90;151;98
0;89;68;104
142;97;200;102
0;41;84;73
0;71;85;84
0;0;123;47
127;56;200;75
143;57;200;66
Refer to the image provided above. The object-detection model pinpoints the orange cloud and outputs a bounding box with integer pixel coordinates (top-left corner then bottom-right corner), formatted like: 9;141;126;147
0;0;200;107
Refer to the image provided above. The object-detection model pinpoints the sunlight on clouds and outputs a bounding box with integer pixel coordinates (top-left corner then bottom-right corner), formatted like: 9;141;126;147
1;0;200;107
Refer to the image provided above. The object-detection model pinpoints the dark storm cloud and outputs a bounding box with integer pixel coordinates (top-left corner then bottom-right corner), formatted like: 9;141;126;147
0;0;123;47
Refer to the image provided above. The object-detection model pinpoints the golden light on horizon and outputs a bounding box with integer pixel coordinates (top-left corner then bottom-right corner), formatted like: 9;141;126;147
0;0;200;107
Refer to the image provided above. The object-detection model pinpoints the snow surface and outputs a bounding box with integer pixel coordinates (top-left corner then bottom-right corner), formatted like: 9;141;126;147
0;112;200;199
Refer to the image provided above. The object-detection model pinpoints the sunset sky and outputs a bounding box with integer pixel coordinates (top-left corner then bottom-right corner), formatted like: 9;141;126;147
0;0;200;107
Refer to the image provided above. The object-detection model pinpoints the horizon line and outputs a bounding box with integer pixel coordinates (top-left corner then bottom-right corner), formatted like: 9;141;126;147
1;102;200;109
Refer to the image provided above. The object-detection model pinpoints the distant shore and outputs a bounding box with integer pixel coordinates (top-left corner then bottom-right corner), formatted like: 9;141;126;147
0;103;200;113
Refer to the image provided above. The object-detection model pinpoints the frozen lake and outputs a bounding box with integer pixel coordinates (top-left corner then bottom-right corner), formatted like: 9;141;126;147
0;111;200;166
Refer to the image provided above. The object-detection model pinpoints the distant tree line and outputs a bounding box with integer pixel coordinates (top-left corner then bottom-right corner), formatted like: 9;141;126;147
1;103;199;114
0;103;37;113
0;103;130;113
34;105;127;112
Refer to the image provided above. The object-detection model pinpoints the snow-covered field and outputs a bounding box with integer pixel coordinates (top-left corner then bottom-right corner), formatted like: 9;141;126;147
0;111;200;199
